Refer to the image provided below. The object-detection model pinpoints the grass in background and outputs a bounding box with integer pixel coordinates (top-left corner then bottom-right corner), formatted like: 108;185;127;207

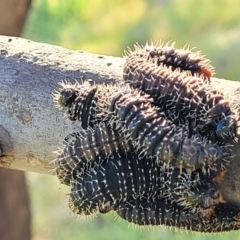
24;0;240;239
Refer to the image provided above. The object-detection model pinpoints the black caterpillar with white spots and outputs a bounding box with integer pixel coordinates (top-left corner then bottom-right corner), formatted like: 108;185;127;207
54;123;133;186
56;123;221;212
54;81;232;170
55;127;240;232
52;42;240;232
58;134;237;232
123;43;238;144
54;81;99;129
115;195;240;232
124;42;215;81
65;147;221;219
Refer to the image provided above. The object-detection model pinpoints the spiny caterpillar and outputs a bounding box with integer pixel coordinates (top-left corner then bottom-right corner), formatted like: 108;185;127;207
52;42;240;232
54;81;232;170
65;148;223;220
115;196;240;232
54;81;99;129
54;123;133;186
123;42;215;81
57;133;237;232
54;126;240;232
123;43;238;144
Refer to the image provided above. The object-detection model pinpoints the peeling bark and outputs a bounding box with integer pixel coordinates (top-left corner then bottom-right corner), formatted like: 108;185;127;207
0;35;240;205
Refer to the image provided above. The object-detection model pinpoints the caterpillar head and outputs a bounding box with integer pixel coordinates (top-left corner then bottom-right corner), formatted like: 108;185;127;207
203;99;237;143
53;81;97;123
216;116;238;143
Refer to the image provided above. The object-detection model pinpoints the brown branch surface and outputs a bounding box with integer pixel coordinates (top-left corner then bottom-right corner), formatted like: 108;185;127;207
0;35;240;205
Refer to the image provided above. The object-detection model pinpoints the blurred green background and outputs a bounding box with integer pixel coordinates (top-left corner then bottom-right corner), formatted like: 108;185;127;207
23;0;240;239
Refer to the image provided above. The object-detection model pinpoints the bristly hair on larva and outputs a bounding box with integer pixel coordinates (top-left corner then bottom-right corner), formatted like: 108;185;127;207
53;80;99;129
115;195;240;233
53;80;116;129
123;41;215;81
52;40;240;233
64;147;226;223
123;43;238;144
111;89;233;170
53;114;229;220
53;81;232;171
53;122;134;185
54;126;240;232
56;132;238;233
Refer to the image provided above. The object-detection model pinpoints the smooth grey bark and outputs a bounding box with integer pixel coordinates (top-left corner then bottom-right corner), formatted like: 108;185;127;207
0;35;240;205
0;35;124;173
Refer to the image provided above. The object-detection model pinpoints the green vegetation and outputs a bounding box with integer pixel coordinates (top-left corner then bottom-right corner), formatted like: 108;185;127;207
24;0;240;239
24;0;240;79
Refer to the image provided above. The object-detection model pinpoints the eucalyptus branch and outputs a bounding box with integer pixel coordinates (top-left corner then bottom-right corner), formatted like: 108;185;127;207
0;35;239;205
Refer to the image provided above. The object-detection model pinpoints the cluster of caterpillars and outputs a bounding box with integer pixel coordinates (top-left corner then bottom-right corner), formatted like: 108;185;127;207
53;42;240;233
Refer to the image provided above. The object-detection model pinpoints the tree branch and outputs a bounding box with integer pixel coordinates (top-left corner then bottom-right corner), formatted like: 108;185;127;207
0;35;239;205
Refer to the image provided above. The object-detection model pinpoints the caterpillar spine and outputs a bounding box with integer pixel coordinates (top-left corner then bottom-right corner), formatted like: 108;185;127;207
124;41;215;80
123;43;238;144
54;123;134;185
115;196;240;232
54;81;232;170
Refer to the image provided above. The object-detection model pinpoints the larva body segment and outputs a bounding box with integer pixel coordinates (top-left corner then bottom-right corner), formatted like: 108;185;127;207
116;196;194;227
115;196;240;232
123;44;237;144
52;39;240;232
53;83;239;232
68;153;159;216
56;126;236;232
53;81;102;128
67;150;222;218
55;123;133;185
54;120;224;217
54;81;232;170
124;43;215;80
109;89;232;170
